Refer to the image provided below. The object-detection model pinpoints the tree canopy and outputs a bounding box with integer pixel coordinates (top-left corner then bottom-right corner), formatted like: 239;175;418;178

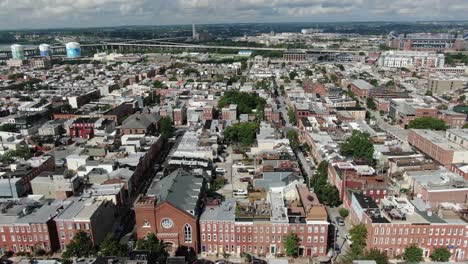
287;130;300;149
99;234;126;257
159;116;174;139
339;224;369;264
366;98;377;111
175;246;197;263
224;122;259;146
339;208;349;218
287;108;297;125
62;231;96;259
340;130;375;163
218;90;266;115
408;117;448;130
403;244;423;263
430;247;451;262
283;232;300;257
310;161;341;207
136;233;168;264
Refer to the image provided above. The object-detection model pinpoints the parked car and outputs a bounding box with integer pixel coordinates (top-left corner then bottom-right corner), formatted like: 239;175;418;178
240;177;252;182
193;260;214;264
345;234;353;244
335;216;345;226
215;167;226;174
233;189;248;197
215;260;233;264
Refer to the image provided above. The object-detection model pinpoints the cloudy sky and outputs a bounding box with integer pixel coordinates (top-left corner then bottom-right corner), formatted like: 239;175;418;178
0;0;467;29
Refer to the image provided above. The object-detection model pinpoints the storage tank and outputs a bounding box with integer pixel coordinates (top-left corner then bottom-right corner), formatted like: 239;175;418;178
39;44;51;57
11;44;25;60
66;42;81;58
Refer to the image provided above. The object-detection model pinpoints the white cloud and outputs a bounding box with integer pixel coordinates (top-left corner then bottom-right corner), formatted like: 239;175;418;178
0;0;465;29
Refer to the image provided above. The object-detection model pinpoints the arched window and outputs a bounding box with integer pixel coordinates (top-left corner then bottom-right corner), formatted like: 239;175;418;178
184;224;192;243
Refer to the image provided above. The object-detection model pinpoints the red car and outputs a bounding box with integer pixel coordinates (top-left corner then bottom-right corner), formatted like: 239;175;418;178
240;177;252;182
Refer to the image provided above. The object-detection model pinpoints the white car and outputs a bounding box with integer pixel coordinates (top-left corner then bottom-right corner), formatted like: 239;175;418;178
215;168;226;173
345;234;353;244
233;189;248;197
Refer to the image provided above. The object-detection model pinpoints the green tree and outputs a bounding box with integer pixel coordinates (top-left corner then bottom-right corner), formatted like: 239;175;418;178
437;104;448;110
403;244;423;263
224;122;259;146
370;79;379;86
310;161;341;207
425;89;433;96
330;74;338;83
408;117;448;130
99;234;126;257
340;130;375;163
153;80;165;88
159;116;174;139
136;233;168;264
287;108;297;125
339;224;368;263
169;76;178;81
339;208;349;218
175;246;197;263
337;64;345;71
364;248;389;264
0;123;16;132
430;247;451;262
218;90;266;115
305;69;313;76
459;95;466;102
289;70;298;80
283;233;300;257
366;98;377;110
287;130;300;149
62;231;96;259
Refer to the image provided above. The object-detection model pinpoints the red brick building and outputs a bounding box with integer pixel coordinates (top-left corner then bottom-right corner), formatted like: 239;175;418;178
134;169;205;253
200;187;329;258
408;129;468;168
0;199;61;255
348;193;468;262
348;80;374;99
55;197;116;251
69;118;98;139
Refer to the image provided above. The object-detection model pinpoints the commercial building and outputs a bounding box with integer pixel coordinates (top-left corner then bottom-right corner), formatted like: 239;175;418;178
348;80;373;99
378;51;445;68
427;78;466;95
388;33;464;51
408;129;468;168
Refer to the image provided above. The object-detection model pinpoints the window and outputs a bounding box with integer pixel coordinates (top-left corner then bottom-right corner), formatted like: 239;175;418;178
84;223;89;230
67;223;72;230
142;220;151;228
184;224;192;243
59;222;64;229
75;223;81;230
202;234;205;241
320;226;325;233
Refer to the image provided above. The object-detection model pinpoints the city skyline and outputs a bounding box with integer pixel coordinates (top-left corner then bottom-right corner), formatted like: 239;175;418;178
0;0;468;30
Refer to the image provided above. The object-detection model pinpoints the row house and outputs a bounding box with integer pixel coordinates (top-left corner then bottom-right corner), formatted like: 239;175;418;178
200;187;329;258
348;193;468;262
0;199;61;255
55;197;116;251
